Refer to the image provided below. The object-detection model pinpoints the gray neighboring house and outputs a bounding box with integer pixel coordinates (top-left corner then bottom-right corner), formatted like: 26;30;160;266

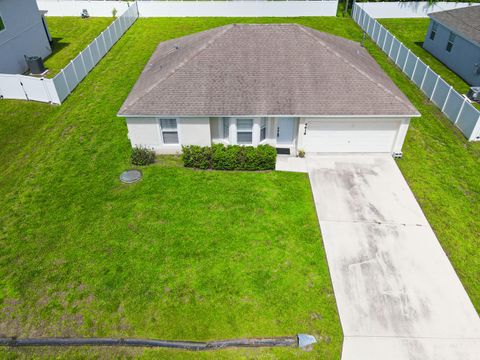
118;24;419;156
0;0;52;74
423;5;480;86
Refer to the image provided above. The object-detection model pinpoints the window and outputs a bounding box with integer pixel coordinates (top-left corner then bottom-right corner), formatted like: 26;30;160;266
160;119;179;144
236;119;253;144
222;118;229;140
260;118;267;142
446;32;456;52
429;21;437;40
0;15;4;32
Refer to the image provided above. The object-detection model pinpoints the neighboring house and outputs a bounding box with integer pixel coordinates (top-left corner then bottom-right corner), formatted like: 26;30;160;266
0;0;52;74
118;24;419;155
423;5;480;86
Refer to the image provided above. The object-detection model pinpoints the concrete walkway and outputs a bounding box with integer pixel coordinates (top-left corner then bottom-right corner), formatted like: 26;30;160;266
306;154;480;360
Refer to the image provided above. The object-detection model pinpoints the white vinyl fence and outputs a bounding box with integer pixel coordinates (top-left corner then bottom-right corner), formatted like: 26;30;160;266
0;2;139;104
352;3;480;141
354;1;474;18
37;0;339;18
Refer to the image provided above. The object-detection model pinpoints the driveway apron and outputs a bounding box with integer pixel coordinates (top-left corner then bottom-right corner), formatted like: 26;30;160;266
307;154;480;360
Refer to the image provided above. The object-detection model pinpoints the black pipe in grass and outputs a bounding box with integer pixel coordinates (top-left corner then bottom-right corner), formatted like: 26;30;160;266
0;336;298;351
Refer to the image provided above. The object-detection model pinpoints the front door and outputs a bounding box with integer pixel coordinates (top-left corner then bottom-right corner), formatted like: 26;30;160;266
276;118;295;144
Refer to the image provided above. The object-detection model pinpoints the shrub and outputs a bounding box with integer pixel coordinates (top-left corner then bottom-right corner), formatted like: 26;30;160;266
298;149;305;158
131;147;155;166
182;144;276;171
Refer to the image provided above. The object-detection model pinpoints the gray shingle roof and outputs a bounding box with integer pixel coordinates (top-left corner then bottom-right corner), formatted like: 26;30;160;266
429;5;480;46
118;24;418;117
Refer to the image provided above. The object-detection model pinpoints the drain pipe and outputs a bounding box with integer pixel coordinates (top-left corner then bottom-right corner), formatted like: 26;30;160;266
0;334;317;351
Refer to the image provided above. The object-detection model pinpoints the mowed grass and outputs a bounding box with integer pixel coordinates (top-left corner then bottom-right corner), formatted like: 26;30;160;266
379;18;479;110
43;17;113;77
0;17;349;359
0;15;479;359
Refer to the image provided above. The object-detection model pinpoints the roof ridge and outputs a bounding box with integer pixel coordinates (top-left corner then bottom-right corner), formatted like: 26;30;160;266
122;25;235;113
295;25;418;114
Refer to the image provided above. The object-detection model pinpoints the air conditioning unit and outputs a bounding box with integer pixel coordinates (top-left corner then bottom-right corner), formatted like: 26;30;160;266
467;86;480;102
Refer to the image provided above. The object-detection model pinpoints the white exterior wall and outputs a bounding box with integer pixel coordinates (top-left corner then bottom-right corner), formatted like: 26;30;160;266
357;2;474;19
125;117;211;154
37;0;339;17
297;117;410;154
0;0;52;74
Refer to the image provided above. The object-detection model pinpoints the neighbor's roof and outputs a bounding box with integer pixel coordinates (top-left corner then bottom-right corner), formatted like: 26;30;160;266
118;24;419;117
429;5;480;46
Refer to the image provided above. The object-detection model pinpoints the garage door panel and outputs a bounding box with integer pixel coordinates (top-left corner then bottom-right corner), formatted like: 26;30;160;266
303;120;400;153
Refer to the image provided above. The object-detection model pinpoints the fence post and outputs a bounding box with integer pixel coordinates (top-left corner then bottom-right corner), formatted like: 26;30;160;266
80;52;88;75
70;60;80;84
366;16;371;35
420;65;429;90
430;74;440;100
441;86;453;113
382;30;388;50
395;42;402;64
402;49;411;72
469;114;480;141
411;57;419;78
88;44;95;66
388;35;395;57
454;97;467;125
61;69;70;94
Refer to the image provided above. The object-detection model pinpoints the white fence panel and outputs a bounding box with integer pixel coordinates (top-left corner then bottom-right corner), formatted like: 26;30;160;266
63;62;80;92
97;33;108;58
38;0;339;18
72;55;87;81
82;47;94;73
53;72;70;103
90;40;101;66
412;59;427;87
0;75;28;100
421;68;438;99
404;52;417;79
20;77;50;102
443;90;464;123
456;103;480;141
354;2;474;19
431;78;450;109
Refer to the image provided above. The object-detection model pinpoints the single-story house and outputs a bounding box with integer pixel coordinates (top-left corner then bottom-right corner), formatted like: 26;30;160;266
0;0;52;74
423;5;480;86
118;24;419;156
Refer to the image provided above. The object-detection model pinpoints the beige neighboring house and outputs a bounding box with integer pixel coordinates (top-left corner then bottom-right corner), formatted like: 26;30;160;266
118;24;419;156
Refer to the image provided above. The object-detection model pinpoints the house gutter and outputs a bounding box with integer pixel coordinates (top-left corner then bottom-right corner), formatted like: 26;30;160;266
116;114;421;118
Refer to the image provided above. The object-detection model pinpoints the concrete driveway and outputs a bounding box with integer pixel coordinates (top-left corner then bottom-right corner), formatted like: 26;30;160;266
307;154;480;360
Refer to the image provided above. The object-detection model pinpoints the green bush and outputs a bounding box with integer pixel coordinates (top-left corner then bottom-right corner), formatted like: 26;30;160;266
182;144;276;171
131;147;156;166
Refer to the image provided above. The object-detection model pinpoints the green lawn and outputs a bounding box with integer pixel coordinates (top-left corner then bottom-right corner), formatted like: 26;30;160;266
43;17;113;77
379;18;479;109
0;17;349;359
0;15;479;359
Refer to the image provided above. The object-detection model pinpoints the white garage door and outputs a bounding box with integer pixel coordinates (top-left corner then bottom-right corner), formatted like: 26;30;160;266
303;119;400;153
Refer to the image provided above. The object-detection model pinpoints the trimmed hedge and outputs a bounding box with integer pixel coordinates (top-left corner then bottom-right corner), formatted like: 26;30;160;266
182;144;276;171
131;147;155;166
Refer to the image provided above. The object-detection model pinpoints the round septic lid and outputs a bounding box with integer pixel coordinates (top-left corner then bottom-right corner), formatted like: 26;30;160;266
120;170;142;184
